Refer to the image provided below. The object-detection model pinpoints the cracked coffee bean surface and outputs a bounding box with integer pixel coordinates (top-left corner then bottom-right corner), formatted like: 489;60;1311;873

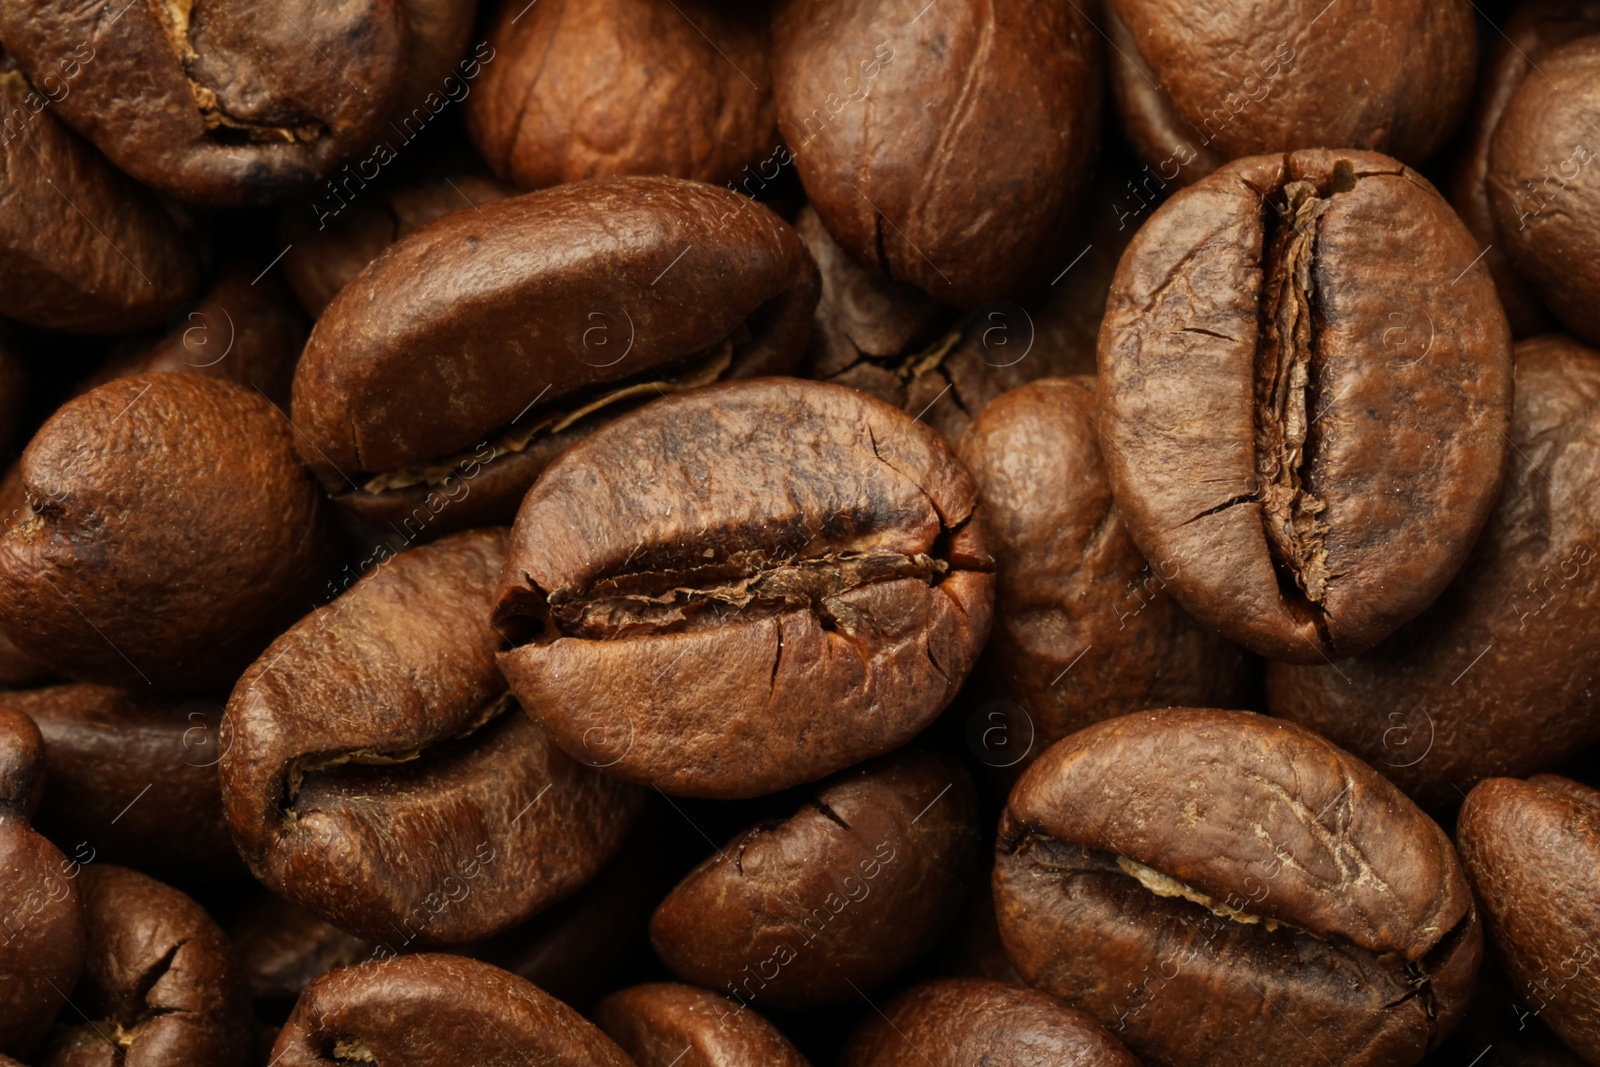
1098;148;1513;662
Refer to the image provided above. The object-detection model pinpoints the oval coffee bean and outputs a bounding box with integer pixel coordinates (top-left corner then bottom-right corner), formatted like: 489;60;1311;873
0;0;408;205
994;709;1482;1067
1459;775;1600;1062
493;378;994;798
39;865;249;1067
271;955;634;1067
956;377;1251;762
650;751;979;1007
220;528;641;944
1098;149;1513;662
771;0;1100;309
292;176;819;539
1268;335;1600;812
593;983;811;1067
0;374;336;694
842;978;1140;1067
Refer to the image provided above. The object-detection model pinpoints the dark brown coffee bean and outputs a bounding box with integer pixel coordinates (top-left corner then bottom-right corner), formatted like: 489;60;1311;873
650;751;979;1007
493;378;994;798
467;0;775;188
771;0;1101;309
1268;335;1600;812
0;0;409;205
279;173;514;317
389;0;479;121
232;894;372;1010
842;978;1140;1067
0;63;197;334
0;684;242;879
220;528;641;945
0;374;336;694
38;865;249;1067
956;377;1251;763
1459;775;1600;1064
270;954;634;1067
594;982;811;1067
994;709;1481;1067
1486;35;1600;346
1105;0;1476;187
1098;149;1513;662
292;176;819;540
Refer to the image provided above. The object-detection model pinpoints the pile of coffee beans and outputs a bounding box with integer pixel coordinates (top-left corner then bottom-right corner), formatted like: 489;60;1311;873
0;0;1597;1064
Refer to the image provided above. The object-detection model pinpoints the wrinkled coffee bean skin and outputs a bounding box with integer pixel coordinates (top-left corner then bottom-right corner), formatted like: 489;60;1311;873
1268;336;1600;812
220;528;640;945
994;709;1481;1067
772;0;1101;309
293;176;819;539
494;378;994;798
39;865;249;1067
594;983;812;1067
1486;36;1600;346
0;67;197;334
1099;149;1512;662
0;374;335;694
0;0;409;205
1106;0;1476;187
957;377;1251;758
651;752;979;1007
842;978;1141;1067
271;954;634;1067
468;0;775;188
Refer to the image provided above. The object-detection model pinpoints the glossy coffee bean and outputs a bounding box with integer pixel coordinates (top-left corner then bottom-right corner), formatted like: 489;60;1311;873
956;377;1251;760
651;751;979;1007
39;865;249;1067
493;378;994;798
271;954;634;1067
1105;0;1476;187
468;0;775;189
220;528;640;945
0;0;409;205
292;176;819;539
842;978;1140;1067
1098;149;1513;662
772;0;1101;308
1268;335;1600;811
0;374;336;694
994;709;1482;1067
1459;775;1600;1063
594;983;811;1067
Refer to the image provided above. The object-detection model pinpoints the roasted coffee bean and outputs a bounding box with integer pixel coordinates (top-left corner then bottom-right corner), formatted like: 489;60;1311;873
493;378;994;798
279;173;514;316
0;62;197;334
0;684;241;879
0;704;83;1060
956;377;1251;762
1459;775;1600;1063
0;374;336;694
271;954;634;1067
1268;335;1600;811
842;978;1140;1067
292;176;819;539
651;752;979;1007
232;894;372;1013
38;865;249;1067
771;0;1101;308
389;0;479;120
1486;34;1600;346
1098;148;1513;662
220;528;641;945
0;0;409;205
1423;951;1594;1067
1105;0;1476;187
468;0;775;188
994;709;1482;1067
594;983;811;1067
